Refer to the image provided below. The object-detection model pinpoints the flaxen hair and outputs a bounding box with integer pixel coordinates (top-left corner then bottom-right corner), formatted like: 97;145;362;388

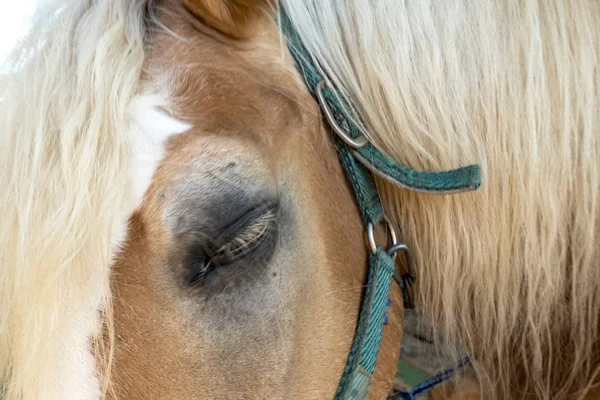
282;1;600;399
0;0;149;398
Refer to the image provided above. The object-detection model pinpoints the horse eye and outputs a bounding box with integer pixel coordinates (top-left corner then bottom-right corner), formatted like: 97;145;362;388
184;204;278;286
211;208;276;263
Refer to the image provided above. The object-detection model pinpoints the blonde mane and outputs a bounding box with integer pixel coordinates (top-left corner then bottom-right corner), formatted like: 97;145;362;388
282;1;600;399
0;0;148;398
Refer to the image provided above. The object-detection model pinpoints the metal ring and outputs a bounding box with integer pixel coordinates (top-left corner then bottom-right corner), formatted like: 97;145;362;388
388;243;416;280
366;217;398;255
315;80;369;149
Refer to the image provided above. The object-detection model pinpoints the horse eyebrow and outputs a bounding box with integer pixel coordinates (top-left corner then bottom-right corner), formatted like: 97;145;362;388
165;168;278;242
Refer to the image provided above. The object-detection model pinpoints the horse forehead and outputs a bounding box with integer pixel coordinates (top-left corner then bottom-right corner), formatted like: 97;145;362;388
167;57;305;130
144;5;310;129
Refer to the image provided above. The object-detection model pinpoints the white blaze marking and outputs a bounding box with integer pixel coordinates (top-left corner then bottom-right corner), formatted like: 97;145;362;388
75;94;191;399
128;93;192;206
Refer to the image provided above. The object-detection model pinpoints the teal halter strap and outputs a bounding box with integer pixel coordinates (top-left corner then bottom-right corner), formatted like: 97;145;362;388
279;9;481;400
279;14;481;197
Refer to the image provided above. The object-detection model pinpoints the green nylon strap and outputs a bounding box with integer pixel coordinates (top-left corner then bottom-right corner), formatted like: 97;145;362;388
279;11;482;196
280;11;397;399
334;132;385;225
279;10;384;226
279;8;482;400
335;248;397;400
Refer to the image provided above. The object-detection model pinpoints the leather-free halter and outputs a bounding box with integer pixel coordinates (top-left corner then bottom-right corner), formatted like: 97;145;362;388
279;9;480;399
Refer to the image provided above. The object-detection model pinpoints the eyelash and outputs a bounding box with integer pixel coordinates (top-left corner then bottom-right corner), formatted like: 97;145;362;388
186;207;277;285
211;207;277;263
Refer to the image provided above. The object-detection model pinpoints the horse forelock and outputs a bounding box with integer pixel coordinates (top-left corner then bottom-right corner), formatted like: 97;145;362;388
0;0;153;398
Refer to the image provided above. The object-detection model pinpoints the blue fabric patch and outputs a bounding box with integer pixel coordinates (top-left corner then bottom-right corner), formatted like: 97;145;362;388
384;298;392;325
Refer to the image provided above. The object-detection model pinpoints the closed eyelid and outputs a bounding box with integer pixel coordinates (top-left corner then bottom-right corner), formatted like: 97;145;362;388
214;207;277;257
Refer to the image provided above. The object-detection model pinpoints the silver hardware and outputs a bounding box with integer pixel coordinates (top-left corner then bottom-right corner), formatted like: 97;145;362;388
315;80;369;148
366;217;397;255
388;243;416;309
387;243;416;280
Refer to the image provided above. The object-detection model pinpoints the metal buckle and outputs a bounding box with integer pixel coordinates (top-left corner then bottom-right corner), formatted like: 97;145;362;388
367;218;417;309
387;243;415;279
366;217;397;256
388;243;416;309
315;80;369;149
